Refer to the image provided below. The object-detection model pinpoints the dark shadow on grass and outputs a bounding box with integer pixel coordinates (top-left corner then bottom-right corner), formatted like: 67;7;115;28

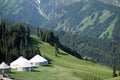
58;52;68;55
43;64;54;67
8;72;16;74
33;70;40;72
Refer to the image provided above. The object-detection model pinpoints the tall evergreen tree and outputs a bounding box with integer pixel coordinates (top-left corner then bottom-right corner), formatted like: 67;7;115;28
113;59;117;77
116;43;120;76
54;43;59;56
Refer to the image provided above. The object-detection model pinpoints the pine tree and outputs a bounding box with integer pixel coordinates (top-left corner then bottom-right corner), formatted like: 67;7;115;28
26;26;30;36
117;44;120;76
54;43;59;56
37;28;40;37
20;39;24;56
113;62;117;77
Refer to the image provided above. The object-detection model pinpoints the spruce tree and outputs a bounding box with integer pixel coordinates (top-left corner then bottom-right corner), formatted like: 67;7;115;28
113;63;117;77
54;43;59;56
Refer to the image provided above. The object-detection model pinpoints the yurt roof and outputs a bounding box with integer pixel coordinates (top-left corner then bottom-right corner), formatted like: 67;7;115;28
0;62;10;69
29;54;47;63
18;60;32;67
10;56;31;68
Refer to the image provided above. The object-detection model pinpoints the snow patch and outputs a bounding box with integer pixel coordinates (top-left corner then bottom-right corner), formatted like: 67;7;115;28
33;0;49;20
34;0;41;6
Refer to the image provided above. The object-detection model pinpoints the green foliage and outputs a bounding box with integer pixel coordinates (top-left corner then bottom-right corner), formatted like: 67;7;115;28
113;65;117;77
54;43;59;56
1;0;120;41
36;28;82;59
57;31;120;68
7;36;113;80
0;21;39;64
41;0;120;42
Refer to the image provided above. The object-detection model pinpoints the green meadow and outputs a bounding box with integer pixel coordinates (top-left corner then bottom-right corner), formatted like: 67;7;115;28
7;36;118;80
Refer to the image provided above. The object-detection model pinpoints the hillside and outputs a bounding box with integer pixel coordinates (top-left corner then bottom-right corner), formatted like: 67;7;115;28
105;77;120;80
7;35;114;80
0;0;120;77
0;0;120;65
42;0;120;41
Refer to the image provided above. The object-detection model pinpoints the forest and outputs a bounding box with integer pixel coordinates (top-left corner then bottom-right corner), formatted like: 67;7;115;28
0;20;120;77
0;21;40;64
0;21;82;64
57;31;120;69
36;27;82;59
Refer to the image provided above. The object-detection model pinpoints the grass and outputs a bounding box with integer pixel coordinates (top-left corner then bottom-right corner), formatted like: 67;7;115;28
56;19;70;32
77;12;98;32
99;10;112;23
79;16;93;31
105;76;120;80
99;15;118;39
7;35;113;80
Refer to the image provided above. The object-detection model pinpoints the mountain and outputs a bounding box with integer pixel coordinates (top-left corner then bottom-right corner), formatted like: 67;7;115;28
0;21;114;80
0;0;81;26
0;0;46;26
0;0;120;65
98;0;120;7
41;0;120;41
0;0;120;41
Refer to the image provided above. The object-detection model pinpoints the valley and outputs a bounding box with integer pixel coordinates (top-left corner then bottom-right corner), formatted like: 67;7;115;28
0;0;120;80
7;36;115;80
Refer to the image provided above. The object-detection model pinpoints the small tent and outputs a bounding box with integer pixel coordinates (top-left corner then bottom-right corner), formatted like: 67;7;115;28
0;62;11;74
29;54;48;66
10;56;33;71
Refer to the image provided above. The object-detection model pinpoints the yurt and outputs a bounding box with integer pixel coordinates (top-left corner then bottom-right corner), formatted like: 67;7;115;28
17;59;33;71
0;62;11;74
29;54;48;66
10;56;30;68
10;56;33;71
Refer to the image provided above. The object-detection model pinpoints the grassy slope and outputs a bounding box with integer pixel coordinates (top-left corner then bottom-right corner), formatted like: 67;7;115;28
105;77;120;80
99;15;118;39
99;10;112;23
7;35;113;80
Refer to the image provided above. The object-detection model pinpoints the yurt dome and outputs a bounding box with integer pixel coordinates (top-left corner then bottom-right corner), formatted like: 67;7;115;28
0;62;11;74
0;62;10;69
10;56;33;71
29;54;48;66
18;60;32;67
10;56;30;68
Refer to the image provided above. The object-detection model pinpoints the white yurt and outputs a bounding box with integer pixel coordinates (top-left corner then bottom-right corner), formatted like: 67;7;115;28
10;56;29;68
29;54;48;66
0;62;11;74
10;56;33;71
17;59;33;72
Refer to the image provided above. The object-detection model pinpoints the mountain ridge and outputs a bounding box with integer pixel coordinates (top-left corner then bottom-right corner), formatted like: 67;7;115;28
0;0;120;41
0;1;120;78
41;0;120;41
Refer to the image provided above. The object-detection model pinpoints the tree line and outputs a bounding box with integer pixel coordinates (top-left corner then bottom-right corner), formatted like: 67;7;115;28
56;31;120;76
36;27;82;59
0;20;82;64
0;21;40;64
